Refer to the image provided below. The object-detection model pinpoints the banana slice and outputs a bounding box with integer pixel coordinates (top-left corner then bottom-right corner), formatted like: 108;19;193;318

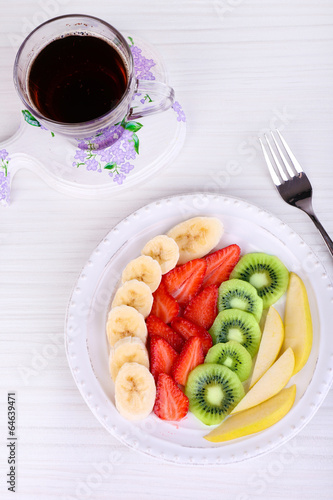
111;279;153;318
141;235;180;274
121;255;162;292
106;305;148;346
115;362;156;420
109;337;149;381
167;216;224;264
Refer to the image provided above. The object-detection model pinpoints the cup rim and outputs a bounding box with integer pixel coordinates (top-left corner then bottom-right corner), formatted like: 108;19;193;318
13;13;135;129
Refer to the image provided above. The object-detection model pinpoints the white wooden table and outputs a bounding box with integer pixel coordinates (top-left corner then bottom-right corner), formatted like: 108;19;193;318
1;1;333;498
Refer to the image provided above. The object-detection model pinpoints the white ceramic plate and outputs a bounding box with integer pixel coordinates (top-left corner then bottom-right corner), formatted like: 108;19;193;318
65;193;333;465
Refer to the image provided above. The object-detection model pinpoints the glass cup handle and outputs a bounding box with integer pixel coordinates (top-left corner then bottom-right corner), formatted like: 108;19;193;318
128;79;175;120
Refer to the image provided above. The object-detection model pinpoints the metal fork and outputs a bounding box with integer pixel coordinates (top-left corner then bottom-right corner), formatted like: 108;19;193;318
259;130;333;257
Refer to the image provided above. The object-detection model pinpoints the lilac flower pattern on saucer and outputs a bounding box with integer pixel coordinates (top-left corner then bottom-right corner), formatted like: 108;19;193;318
172;101;186;122
128;36;156;81
0;149;11;206
72;118;141;184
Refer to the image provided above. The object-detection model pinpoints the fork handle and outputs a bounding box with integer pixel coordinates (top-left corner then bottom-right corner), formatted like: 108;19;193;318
305;211;333;258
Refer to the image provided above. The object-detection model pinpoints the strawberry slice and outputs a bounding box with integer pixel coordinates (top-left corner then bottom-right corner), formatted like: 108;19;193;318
171;317;213;355
171;337;204;386
153;373;189;421
151;281;180;324
183;284;218;330
146;315;185;353
202;244;241;287
163;259;207;307
149;335;178;381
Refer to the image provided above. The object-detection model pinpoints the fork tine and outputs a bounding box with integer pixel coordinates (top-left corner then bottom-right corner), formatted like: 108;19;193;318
275;130;303;174
264;133;288;182
270;131;295;177
259;137;282;186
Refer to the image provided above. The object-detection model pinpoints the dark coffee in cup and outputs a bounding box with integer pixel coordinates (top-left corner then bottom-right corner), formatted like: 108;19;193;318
14;15;174;141
28;35;128;124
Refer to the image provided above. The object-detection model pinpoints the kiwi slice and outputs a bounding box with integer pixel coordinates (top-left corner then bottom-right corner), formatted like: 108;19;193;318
205;340;252;382
218;278;263;322
209;309;261;357
230;252;289;309
185;363;245;425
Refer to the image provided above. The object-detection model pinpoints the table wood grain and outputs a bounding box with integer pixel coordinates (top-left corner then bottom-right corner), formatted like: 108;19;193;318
1;0;333;498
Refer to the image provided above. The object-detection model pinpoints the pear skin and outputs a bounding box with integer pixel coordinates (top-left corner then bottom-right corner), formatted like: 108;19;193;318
283;273;313;375
204;385;296;442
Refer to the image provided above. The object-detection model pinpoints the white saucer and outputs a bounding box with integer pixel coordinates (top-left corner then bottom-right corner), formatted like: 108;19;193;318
0;34;186;206
64;193;333;465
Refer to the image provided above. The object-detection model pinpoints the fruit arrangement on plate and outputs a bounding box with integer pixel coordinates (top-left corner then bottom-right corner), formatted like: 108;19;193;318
105;216;313;443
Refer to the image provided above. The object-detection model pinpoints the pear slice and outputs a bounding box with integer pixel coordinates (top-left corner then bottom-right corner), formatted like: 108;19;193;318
204;385;296;442
249;307;284;388
283;272;313;375
231;347;295;414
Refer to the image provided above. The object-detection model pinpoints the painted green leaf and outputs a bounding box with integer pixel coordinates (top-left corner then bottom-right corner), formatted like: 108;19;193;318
22;109;41;127
1;159;8;177
104;162;117;170
116;117;126;128
131;133;140;154
128;36;134;46
124;121;143;133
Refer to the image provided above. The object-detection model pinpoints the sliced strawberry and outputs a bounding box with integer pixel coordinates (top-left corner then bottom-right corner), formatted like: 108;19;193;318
171;337;204;386
149;335;178;381
146;315;185;353
171;317;213;355
202;244;241;287
153;373;189;421
151;281;180;324
163;259;207;307
183;284;218;330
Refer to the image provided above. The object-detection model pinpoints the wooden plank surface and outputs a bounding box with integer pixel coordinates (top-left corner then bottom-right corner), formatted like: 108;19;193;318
1;0;333;498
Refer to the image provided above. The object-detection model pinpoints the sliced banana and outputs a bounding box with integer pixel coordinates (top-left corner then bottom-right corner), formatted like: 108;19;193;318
115;362;156;421
109;337;149;381
121;255;162;292
141;235;180;274
111;279;153;318
167;216;224;264
106;305;148;346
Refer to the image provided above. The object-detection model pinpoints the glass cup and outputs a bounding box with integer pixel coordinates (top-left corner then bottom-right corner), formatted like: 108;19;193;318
13;14;175;148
